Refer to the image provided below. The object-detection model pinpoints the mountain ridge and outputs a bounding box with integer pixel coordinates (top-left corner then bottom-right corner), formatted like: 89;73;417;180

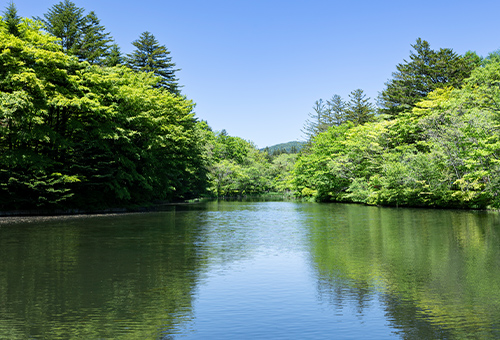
261;141;305;153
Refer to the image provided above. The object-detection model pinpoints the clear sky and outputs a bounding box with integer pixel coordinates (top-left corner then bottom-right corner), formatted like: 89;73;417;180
11;0;500;148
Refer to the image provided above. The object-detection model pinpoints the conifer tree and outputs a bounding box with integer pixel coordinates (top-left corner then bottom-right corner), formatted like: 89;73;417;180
38;2;113;64
378;38;474;117
37;0;86;53
126;31;180;94
3;1;20;36
104;44;123;66
74;11;113;64
325;94;347;126
346;89;375;125
302;99;327;141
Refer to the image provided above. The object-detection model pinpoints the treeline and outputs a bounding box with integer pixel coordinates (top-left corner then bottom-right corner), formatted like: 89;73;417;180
199;128;297;197
0;1;294;210
3;1;500;211
293;39;500;209
0;10;203;209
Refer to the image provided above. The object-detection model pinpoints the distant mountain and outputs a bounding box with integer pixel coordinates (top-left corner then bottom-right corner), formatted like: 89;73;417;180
262;141;306;154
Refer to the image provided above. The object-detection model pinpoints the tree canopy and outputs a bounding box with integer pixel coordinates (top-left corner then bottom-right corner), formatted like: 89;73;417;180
0;17;203;210
293;61;500;209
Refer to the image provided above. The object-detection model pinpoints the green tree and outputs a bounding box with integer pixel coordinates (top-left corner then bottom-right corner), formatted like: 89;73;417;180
293;122;355;200
104;43;123;66
37;0;86;54
325;94;347;126
346;89;375;125
0;18;204;209
126;31;180;94
378;38;475;117
302;99;328;141
3;1;20;36
269;153;297;192
74;11;113;64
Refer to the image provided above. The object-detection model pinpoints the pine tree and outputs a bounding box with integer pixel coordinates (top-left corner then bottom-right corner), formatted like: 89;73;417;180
126;31;180;94
37;0;86;54
74;11;113;64
346;89;375;125
3;1;20;36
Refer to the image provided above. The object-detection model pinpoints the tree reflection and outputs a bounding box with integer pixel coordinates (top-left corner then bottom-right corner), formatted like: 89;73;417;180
307;204;500;339
0;211;204;339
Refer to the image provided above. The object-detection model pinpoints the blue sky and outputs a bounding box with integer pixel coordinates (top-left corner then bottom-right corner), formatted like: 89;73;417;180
11;0;500;148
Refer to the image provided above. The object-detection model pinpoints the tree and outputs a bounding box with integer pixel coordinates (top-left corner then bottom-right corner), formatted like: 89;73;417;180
378;38;475;117
3;1;20;36
302;99;328;141
326;94;347;126
346;89;375;125
104;43;123;67
74;11;113;64
38;2;113;64
126;31;180;94
37;0;86;54
0;19;205;209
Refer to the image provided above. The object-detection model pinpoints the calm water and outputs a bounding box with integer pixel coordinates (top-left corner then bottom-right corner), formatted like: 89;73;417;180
0;201;500;339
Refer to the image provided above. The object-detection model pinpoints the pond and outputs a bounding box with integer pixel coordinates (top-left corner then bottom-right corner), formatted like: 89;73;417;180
0;201;499;339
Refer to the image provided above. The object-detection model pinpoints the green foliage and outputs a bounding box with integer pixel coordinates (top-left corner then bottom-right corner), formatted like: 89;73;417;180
0;19;204;210
325;94;347;126
103;43;122;67
302;89;375;142
202;130;268;196
3;2;20;36
379;38;475;117
302;99;328;140
126;31;180;94
293;123;354;201
73;11;113;64
268;153;297;192
37;1;114;65
345;88;375;125
37;0;86;54
4;11;500;211
293;60;500;209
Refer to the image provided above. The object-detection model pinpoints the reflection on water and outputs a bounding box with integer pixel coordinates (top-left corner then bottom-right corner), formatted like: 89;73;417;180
309;204;500;339
0;209;201;339
0;201;499;339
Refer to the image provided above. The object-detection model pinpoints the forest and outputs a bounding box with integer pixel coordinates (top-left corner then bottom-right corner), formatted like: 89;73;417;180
1;1;500;211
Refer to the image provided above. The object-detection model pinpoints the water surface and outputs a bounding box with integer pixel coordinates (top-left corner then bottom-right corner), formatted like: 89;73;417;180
0;201;499;339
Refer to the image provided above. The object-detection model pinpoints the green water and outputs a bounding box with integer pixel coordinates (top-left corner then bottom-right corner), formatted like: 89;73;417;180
0;201;499;339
